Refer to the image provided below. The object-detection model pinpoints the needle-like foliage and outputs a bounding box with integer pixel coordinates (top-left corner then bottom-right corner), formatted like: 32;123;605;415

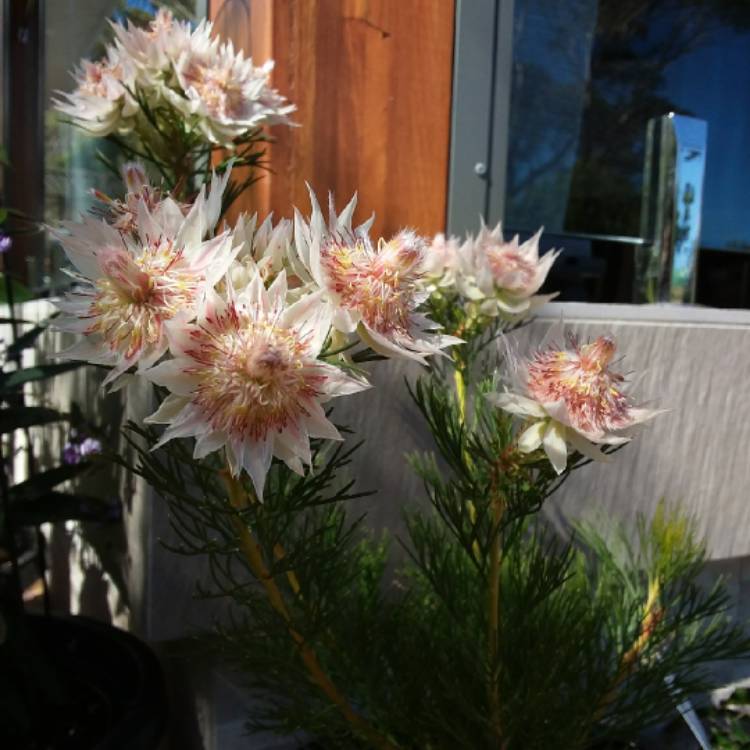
112;369;750;750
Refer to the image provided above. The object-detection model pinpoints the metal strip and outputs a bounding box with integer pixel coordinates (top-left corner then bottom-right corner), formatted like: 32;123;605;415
446;0;498;235
506;229;649;247
486;0;514;226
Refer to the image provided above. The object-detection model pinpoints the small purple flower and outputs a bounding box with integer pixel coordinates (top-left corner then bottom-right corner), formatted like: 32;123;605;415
79;437;102;458
0;234;12;254
63;428;102;465
62;442;82;465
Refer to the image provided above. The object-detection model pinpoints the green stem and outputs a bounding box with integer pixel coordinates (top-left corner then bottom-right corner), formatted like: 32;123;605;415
454;361;481;562
487;491;505;743
454;366;467;424
221;470;399;750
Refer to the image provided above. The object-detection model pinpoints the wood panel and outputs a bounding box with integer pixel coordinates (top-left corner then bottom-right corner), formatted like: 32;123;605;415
209;0;456;238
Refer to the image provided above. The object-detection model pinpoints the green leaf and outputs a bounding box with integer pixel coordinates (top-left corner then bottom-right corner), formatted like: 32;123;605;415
9;462;91;502
6;316;58;358
0;362;83;394
0;276;32;304
10;491;119;525
0;406;66;433
0;208;8;224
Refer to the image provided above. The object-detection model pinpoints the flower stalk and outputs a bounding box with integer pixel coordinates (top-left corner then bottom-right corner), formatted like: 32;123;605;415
453;363;481;562
221;470;399;750
454;366;468;424
589;578;663;730
487;484;506;745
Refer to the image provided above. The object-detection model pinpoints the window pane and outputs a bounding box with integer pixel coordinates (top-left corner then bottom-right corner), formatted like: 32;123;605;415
506;0;750;253
42;1;205;293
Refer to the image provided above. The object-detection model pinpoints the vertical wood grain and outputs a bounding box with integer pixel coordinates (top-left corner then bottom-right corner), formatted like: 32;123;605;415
209;0;456;237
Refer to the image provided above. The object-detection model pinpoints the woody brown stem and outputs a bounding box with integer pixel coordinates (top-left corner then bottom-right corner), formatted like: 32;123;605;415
589;580;663;728
221;470;398;750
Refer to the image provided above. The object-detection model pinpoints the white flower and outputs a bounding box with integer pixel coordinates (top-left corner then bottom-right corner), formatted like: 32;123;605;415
169;34;295;145
421;233;461;289
53;45;138;136
455;223;560;319
143;273;368;498
51;170;235;387
292;190;461;363
489;333;662;474
112;8;211;92
227;213;294;291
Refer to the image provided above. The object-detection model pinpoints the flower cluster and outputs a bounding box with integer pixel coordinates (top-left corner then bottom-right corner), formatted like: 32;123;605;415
54;7;294;146
425;223;559;321
490;332;661;474
53;169;457;497
51;0;658;498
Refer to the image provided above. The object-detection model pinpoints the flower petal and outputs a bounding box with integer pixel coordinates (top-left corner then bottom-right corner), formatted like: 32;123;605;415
143;358;200;396
242;437;274;501
194;430;228;460
145;394;189;424
566;429;611;463
488;391;547;419
518;420;546;453
303;400;343;441
542;421;568;475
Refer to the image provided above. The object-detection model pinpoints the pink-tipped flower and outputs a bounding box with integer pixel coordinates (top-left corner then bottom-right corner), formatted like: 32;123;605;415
489;332;662;474
51;170;236;387
456;223;560;319
293;190;461;363
53;45;138;136
169;34;295;145
90;161;180;236
143;273;368;499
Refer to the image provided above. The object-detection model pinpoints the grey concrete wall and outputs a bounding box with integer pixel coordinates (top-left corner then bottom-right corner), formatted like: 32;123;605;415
22;298;750;628
527;302;750;561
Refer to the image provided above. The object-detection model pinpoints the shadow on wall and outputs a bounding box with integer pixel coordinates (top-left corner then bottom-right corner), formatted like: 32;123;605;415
31;314;131;625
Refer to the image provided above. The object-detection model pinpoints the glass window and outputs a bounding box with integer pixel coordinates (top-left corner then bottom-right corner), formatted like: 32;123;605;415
39;0;205;295
500;0;750;305
506;0;750;249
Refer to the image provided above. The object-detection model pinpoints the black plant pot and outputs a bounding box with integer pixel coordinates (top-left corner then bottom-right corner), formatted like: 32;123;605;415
1;614;167;749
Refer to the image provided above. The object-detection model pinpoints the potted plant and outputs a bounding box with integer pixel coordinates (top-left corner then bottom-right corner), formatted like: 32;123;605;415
46;6;750;749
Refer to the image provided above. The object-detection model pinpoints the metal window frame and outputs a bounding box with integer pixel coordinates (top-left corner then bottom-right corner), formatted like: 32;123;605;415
447;0;514;236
